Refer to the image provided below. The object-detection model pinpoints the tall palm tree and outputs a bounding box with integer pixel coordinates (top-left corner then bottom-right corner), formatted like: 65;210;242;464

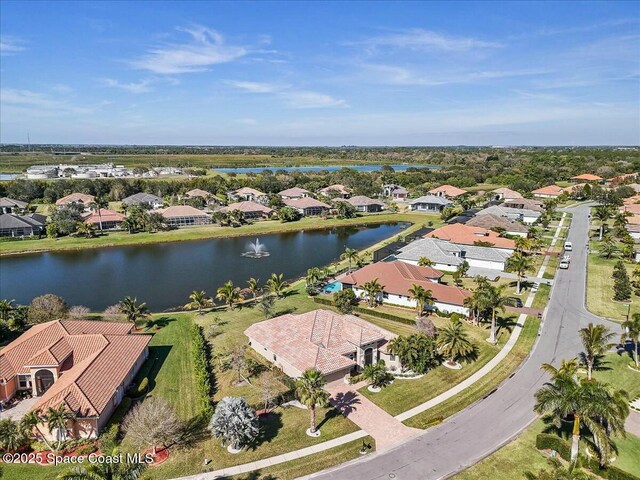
599;234;619;259
57;449;147;480
305;268;322;288
613;212;631;234
534;372;629;463
266;273;288;298
340;247;359;274
247;277;261;303
486;284;508;344
295;368;330;435
541;358;580;379
45;405;76;451
408;284;434;319
89;197;109;232
184;290;213;315
593;205;613;240
621;313;640;368
362;279;383;307
216;281;242;310
514;236;532;253
118;297;150;327
0;298;15;323
437;320;475;366
19;410;52;450
506;252;534;294
578;323;615;380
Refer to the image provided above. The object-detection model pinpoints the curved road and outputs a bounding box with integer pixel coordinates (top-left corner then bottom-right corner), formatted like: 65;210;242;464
310;203;623;480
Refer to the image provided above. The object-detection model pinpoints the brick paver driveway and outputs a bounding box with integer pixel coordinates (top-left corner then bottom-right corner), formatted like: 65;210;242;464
0;396;37;422
326;380;422;451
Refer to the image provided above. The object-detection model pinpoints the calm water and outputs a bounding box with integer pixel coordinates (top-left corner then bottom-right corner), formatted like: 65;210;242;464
212;164;439;174
0;223;408;311
0;174;19;181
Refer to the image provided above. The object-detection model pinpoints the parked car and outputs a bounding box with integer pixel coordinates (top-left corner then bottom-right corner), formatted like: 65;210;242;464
507;297;524;308
564;241;573;251
559;256;570;269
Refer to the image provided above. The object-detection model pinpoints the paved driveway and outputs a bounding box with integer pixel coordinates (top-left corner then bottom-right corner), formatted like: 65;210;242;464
0;396;37;422
310;203;623;480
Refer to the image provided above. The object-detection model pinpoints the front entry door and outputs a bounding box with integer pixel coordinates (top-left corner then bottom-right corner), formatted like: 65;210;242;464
364;348;373;366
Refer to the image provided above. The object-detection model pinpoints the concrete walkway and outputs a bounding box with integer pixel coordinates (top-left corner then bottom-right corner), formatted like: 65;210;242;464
327;380;421;450
625;410;640;437
177;215;568;480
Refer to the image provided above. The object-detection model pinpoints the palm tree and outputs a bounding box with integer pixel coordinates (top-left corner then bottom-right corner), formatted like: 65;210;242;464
120;216;136;234
613;212;631;234
19;411;53;451
184;290;213;315
247;277;261;303
506;252;534;294
89;197;109;232
534;372;629;463
408;284;434;319
295;368;330;435
0;298;15;323
621;313;640;368
387;336;411;372
305;268;322;288
599;234;619;259
486;284;508;344
118;297;150;328
340;247;359;274
514;236;532;253
216;281;242;310
593;205;613;240
578;323;615;380
541;358;580;379
57;450;147;480
362;279;383;307
417;257;433;267
354;361;393;390
266;273;288;298
437;320;475;367
45;405;76;451
75;222;96;238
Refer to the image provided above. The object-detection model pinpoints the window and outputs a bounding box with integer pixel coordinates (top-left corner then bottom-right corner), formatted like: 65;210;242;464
273;354;277;361
389;354;396;361
18;375;30;389
382;292;389;299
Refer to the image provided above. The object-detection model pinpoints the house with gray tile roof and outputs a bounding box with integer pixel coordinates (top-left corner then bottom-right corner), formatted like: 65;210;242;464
0;197;28;214
122;192;164;209
474;205;541;225
408;195;453;212
0;213;47;237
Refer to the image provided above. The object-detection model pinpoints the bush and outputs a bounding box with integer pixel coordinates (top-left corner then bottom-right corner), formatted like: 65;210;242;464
30;441;50;453
75;443;97;455
333;289;357;314
535;433;571;460
129;378;148;398
192;324;214;417
99;423;120;452
28;294;68;324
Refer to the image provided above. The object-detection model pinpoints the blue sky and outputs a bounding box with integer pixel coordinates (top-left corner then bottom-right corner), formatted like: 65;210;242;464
1;1;639;146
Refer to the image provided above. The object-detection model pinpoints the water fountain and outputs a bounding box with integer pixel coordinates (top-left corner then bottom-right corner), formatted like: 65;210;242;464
241;238;270;258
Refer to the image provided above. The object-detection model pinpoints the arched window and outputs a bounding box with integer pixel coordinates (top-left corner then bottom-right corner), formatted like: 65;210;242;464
34;370;55;396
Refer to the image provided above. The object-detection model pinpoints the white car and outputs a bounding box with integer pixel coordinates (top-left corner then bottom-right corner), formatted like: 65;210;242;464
559;260;570;269
564;241;573;251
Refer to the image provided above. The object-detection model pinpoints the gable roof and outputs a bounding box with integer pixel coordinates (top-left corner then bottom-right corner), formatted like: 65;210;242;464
0;197;28;209
466;214;529;233
81;209;124;224
426;223;515;249
531;185;564;196
232;187;266;197
56;193;95;206
572;173;602;181
475;205;541;219
185;188;214;199
319;184;350;195
409;195;453;206
344;195;385;207
491;188;523;199
220;201;274;214
158;205;209;218
122;192;163;205
428;185;467;197
283;197;330;210
503;198;544;212
278;187;310;197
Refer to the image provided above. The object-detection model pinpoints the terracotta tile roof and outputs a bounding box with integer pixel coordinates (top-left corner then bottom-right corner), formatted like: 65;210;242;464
278;187;310;197
572;173;602;181
623;195;640;205
319;184;350;195
426;223;515;249
221;201;274;214
81;209;124;224
466;214;529;233
25;337;73;367
185;188;213;198
344;195;385;207
282;197;330;210
337;260;470;307
56;193;95;206
158;205;209;218
621;203;640;215
531;185;564;196
428;185;467;197
491;188;523;199
245;310;396;376
232;187;266;197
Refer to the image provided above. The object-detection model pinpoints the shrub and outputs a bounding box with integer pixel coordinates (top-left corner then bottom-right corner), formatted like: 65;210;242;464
612;260;632;301
192;324;214;417
99;423;120;452
535;433;571;460
333;289;357;314
131;377;148;397
28;294;68;324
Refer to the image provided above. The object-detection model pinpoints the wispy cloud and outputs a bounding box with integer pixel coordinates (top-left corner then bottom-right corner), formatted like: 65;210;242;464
349;28;502;52
0;35;26;55
0;88;91;116
131;25;248;74
101;78;154;93
228;80;347;109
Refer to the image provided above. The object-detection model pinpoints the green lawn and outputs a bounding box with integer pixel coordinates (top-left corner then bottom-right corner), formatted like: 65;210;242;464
586;254;639;322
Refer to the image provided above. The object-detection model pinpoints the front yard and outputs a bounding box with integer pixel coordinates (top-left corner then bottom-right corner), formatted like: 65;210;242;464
586;253;639;321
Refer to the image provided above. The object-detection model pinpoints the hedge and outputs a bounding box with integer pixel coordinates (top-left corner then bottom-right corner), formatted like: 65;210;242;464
191;324;214;418
535;434;640;480
313;297;415;325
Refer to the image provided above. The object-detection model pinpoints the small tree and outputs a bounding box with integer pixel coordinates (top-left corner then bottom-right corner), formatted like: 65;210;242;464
209;396;259;451
437;320;475;367
247;278;261;303
118;297;150;327
216;281;242;310
334;289;356;314
361;279;383;307
103;304;122;321
259;294;276;319
28;294;68;324
578;323;615;380
68;305;90;319
340;247;360;274
0;418;27;452
295;369;330;435
266;273;289;298
123;397;182;456
415;316;437;337
353;361;393;391
184;290;213;315
612;260;632;301
45;405;76;451
417;257;433;267
258;371;279;411
506;252;534;294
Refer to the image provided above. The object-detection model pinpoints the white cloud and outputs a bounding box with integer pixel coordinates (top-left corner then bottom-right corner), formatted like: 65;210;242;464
228;80;347;109
0;88;92;116
0;35;26;55
101;78;154;93
227;81;283;93
131;25;248;74
350;28;502;52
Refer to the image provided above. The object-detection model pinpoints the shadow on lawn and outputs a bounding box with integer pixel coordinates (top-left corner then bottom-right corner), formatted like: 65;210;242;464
249;411;284;449
145;316;175;329
138;345;172;393
219;471;277;480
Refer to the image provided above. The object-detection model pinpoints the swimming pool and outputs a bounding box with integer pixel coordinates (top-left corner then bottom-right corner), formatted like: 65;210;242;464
322;281;342;293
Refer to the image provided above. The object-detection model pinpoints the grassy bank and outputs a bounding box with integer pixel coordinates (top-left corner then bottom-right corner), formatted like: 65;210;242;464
0;211;440;256
586;253;639;322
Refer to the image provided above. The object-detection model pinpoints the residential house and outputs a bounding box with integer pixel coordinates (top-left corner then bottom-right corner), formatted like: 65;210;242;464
628;183;640;193
394;237;512;272
425;223;515;251
531;185;564;199
0;213;47;237
184;188;216;201
429;185;467;199
318;184;351;199
607;173;639;187
623;195;640;206
503;198;544;212
491;188;523;203
336;261;470;316
466;214;529;237
0;197;28;214
244;309;399;382
122;193;164;209
283;197;330;216
228;187;268;204
409;195;453;213
158;205;211;227
382;184;409;201
0;320;150;439
341;195;385;213
278;187;311;199
474;205;541;224
56;193;95;210
571;173;603;183
220;201;274;219
81;209;125;230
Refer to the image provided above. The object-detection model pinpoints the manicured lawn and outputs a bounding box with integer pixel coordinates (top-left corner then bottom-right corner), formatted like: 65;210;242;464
586;254;639;322
593;351;640;398
0;211;441;256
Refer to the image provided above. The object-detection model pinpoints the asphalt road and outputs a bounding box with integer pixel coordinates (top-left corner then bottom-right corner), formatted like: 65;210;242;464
309;203;623;480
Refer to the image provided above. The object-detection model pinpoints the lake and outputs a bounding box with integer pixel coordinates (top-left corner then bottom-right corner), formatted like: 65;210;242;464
0;174;19;181
211;164;439;174
0;222;409;311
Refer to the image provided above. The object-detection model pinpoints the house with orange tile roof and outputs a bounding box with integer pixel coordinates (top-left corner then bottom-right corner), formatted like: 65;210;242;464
220;201;274;219
282;197;330;216
158;205;211;227
531;185;564;199
55;193;95;210
428;184;467;198
425;223;515;251
336;260;470;317
0;320;150;440
571;173;603;183
81;208;124;230
318;184;351;199
606;172;639;186
623;195;640;205
245;310;400;382
278;187;311;199
228;187;268;204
